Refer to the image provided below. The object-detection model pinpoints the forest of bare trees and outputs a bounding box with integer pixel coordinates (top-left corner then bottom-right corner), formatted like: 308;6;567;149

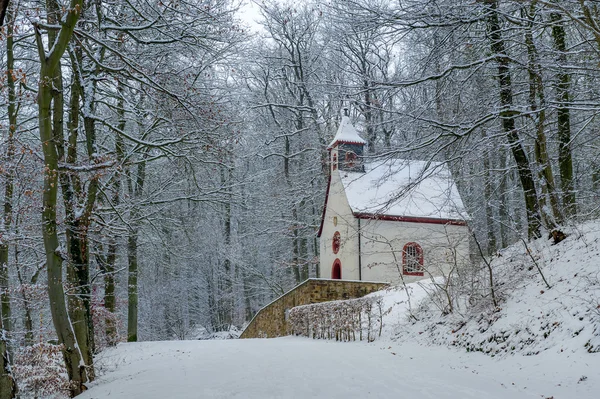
1;0;600;396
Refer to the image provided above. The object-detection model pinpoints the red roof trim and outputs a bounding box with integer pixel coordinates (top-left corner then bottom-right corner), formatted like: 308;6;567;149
327;139;366;149
353;212;468;226
317;173;332;237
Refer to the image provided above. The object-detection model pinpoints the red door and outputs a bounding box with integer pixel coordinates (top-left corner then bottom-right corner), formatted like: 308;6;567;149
331;259;342;279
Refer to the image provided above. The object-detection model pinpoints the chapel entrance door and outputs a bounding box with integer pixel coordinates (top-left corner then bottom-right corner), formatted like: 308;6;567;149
331;259;342;279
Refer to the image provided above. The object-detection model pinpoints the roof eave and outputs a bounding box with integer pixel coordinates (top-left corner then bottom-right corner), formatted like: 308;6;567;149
326;139;367;150
353;212;468;226
316;173;333;237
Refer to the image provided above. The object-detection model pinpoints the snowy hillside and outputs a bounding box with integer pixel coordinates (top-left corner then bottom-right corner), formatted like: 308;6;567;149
391;220;600;357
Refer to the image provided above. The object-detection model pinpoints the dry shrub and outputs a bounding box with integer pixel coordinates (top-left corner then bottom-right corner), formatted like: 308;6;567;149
289;296;388;342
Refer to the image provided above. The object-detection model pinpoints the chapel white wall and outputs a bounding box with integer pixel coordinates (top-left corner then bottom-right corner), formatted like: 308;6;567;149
359;219;470;284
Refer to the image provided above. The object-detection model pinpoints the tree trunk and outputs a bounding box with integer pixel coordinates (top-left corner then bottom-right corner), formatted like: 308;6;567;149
127;143;146;341
0;314;15;399
65;225;95;370
0;11;16;389
39;55;88;399
242;276;253;322
15;259;34;347
127;231;138;342
578;1;600;60
35;0;88;394
497;148;509;247
1;11;16;389
61;44;97;378
104;237;118;345
363;80;376;154
550;10;576;218
485;0;541;239
207;268;218;332
14;216;37;346
525;5;562;228
482;132;497;255
291;206;302;283
102;81;126;346
216;166;233;331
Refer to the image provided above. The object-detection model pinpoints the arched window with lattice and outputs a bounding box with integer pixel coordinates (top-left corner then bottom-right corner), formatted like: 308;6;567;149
402;242;423;276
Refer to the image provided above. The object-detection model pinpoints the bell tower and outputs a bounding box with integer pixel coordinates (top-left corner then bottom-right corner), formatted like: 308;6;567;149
328;107;366;174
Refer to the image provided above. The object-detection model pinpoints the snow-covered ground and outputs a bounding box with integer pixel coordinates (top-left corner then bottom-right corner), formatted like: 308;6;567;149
80;221;600;398
80;336;597;399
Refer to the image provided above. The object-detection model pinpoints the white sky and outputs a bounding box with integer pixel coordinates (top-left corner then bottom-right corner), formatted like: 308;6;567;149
237;0;264;33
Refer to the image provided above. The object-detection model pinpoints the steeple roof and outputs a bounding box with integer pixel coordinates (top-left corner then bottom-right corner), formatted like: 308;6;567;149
327;112;367;149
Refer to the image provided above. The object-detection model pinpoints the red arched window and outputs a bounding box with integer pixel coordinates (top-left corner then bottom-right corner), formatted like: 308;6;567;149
332;231;341;254
332;153;338;170
402;242;424;276
331;259;342;279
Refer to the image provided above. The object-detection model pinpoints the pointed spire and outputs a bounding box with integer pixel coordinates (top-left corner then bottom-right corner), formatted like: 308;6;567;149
327;106;366;149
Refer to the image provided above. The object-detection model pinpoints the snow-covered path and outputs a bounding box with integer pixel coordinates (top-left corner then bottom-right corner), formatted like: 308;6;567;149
80;337;596;399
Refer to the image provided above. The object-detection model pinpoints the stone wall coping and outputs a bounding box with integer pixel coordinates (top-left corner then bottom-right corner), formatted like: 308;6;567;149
241;278;390;337
307;278;390;284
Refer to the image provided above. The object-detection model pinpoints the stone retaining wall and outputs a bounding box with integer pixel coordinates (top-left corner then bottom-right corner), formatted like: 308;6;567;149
240;279;388;339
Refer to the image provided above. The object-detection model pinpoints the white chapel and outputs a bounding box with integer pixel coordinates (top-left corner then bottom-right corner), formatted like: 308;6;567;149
317;110;471;283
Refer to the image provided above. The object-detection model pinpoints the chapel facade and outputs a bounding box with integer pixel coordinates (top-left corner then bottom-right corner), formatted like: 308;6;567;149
317;111;471;284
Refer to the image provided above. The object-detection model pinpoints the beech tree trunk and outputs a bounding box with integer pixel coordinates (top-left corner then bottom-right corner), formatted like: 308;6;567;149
103;237;117;344
0;12;17;397
65;224;95;371
127;144;147;342
101;69;127;347
550;10;576;218
482;132;497;255
59;39;97;379
14;253;35;347
127;232;139;342
525;5;562;228
0;12;16;395
220;166;234;330
35;0;89;395
485;0;541;239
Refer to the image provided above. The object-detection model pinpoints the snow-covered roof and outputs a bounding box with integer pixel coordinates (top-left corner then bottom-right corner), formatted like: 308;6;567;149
327;115;367;149
340;159;468;221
